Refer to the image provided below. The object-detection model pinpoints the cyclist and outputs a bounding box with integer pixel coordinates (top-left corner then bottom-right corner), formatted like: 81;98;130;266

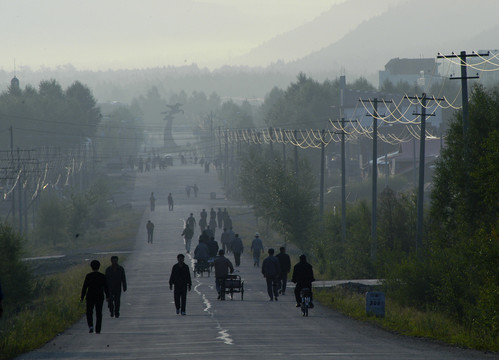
291;254;315;308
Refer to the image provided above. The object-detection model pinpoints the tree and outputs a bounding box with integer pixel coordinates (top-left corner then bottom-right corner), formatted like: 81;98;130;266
0;224;34;305
430;84;499;243
218;100;255;129
36;191;67;246
65;81;101;139
0;79;101;149
261;73;339;129
377;187;416;254
383;84;499;340
238;148;317;248
97;105;143;160
350;77;376;92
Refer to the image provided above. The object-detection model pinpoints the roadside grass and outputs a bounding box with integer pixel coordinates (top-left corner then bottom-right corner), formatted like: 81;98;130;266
0;260;99;360
314;287;499;352
26;207;142;256
0;206;141;360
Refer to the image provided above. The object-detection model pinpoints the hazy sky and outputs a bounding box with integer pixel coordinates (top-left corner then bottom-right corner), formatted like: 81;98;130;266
0;0;345;71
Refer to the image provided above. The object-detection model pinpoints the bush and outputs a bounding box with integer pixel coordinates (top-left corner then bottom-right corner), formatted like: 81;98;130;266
0;224;34;308
36;191;68;246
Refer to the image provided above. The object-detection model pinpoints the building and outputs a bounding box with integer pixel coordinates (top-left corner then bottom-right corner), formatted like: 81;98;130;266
379;57;438;89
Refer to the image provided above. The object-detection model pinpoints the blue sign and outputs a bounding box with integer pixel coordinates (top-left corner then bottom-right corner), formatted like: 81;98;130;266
366;291;385;318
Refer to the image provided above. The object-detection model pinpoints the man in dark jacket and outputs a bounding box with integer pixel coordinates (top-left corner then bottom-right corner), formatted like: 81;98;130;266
105;256;127;318
169;254;192;315
292;254;315;308
146;220;154;244
276;247;291;295
230;234;244;267
181;225;194;253
213;250;234;300
207;237;219;259
261;248;281;301
81;260;109;333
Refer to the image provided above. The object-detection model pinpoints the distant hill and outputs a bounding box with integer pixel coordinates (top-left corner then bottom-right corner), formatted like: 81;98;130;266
280;0;499;81
230;0;401;67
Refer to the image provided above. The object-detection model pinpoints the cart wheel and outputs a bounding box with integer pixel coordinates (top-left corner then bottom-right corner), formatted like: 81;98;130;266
230;289;234;300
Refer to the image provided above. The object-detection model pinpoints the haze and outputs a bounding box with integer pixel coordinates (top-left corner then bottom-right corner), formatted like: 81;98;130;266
1;0;344;71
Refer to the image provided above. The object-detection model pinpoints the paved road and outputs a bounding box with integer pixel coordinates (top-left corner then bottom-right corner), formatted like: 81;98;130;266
16;164;496;359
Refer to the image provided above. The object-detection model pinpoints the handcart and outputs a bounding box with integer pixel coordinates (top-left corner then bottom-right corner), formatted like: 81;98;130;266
223;274;244;300
194;260;210;277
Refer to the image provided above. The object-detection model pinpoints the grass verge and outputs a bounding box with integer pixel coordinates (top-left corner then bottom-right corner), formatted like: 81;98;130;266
0;260;98;359
0;206;142;360
314;287;499;352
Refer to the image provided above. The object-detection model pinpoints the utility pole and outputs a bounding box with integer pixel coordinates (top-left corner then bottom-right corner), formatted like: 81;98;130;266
338;76;347;243
9;126;16;227
359;98;391;259
210;112;214;161
294;130;299;178
405;93;443;254
319;129;325;219
335;118;356;244
282;142;286;172
437;51;487;138
17;148;22;234
224;129;229;193
341;126;346;243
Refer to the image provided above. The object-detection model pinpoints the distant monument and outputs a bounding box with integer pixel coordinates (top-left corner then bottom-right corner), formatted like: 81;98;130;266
161;103;183;151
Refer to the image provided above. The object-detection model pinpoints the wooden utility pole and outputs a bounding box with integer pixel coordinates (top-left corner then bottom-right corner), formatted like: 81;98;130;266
437;51;488;138
359;98;391;259
319;129;326;219
405;93;443;254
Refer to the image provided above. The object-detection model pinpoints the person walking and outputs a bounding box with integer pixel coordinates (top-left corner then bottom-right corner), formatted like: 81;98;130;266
230;233;244;267
213;249;234;300
192;184;199;197
81;260;109;333
292;254;315;308
186;213;196;231
207;236;219;259
167;193;174;211
276;247;291;295
194;238;210;271
105;256;127;318
220;228;230;254
181;225;194;253
169;254;192;315
149;192;155;211
209;218;217;237
146;220;154;244
261;248;281;301
185;185;191;198
224;216;232;230
251;232;264;267
200;209;207;222
226;227;235;254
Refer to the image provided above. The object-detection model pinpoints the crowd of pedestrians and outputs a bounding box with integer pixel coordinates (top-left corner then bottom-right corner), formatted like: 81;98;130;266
75;202;314;335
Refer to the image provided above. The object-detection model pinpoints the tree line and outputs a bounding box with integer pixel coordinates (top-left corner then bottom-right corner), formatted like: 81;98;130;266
236;82;498;346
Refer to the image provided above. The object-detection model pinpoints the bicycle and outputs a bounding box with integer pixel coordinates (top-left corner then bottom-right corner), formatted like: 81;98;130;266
300;288;313;316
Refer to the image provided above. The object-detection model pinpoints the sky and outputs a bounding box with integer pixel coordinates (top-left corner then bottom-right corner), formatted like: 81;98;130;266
0;0;345;71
